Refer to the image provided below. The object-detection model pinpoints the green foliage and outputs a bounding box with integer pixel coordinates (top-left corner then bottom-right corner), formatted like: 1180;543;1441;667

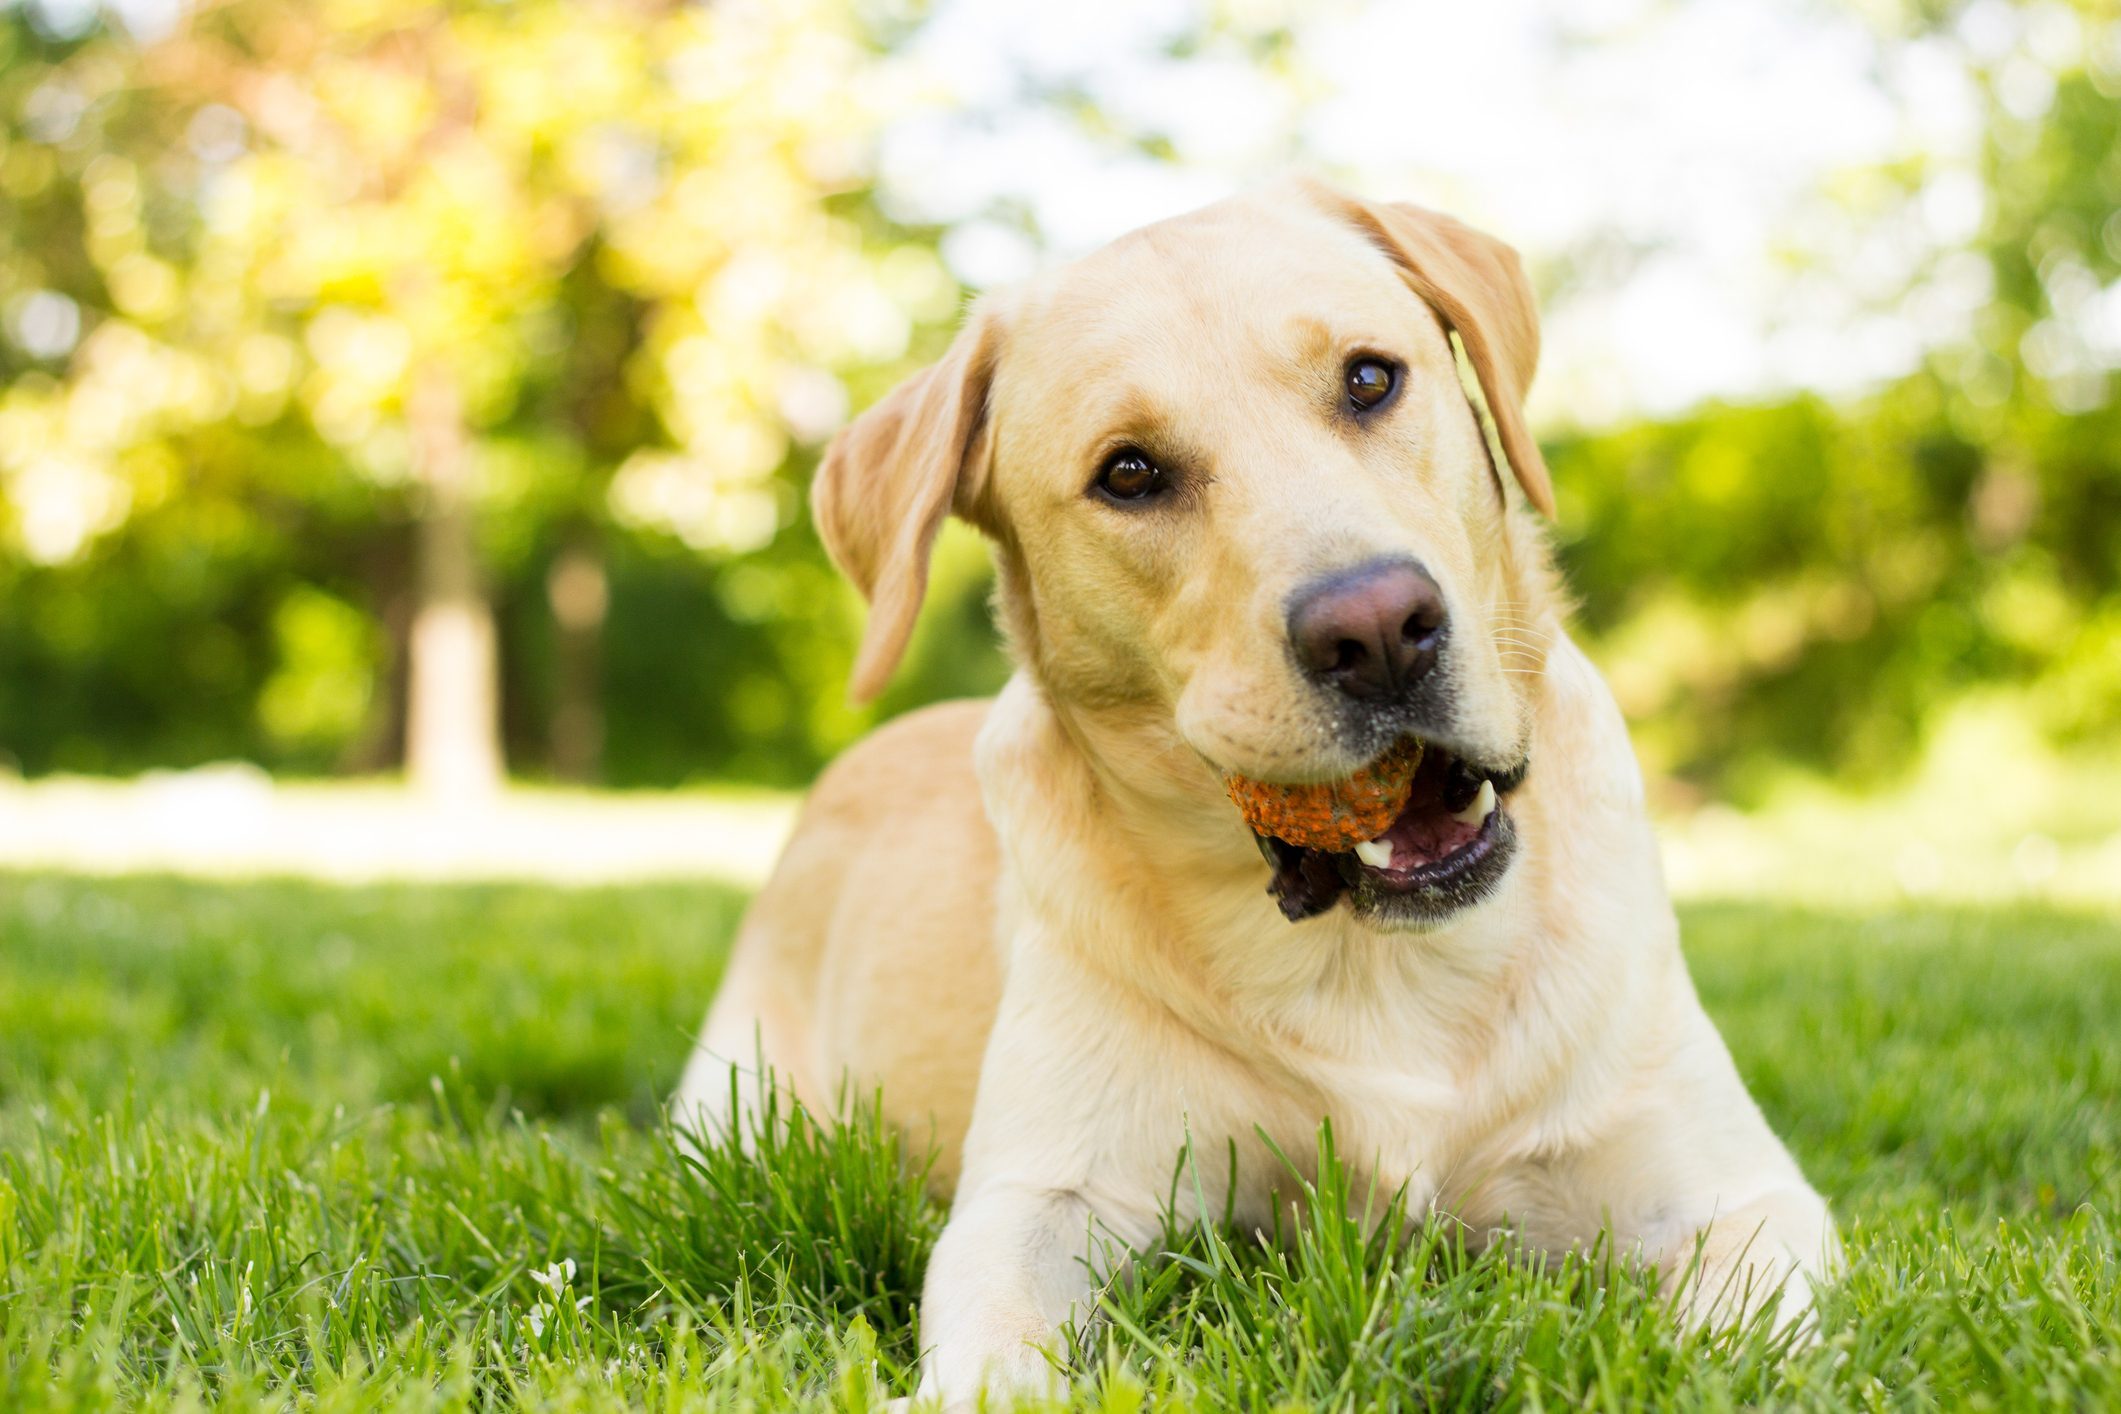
1533;0;2121;795
2;873;2118;1407
0;0;977;786
1547;384;2121;796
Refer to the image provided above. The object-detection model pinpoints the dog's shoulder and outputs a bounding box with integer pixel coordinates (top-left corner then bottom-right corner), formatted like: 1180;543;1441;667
804;697;992;821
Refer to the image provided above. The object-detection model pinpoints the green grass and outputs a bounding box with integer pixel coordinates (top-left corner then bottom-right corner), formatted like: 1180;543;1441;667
1;874;2116;1409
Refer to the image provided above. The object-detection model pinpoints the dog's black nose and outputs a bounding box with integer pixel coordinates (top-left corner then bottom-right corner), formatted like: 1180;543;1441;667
1287;559;1447;702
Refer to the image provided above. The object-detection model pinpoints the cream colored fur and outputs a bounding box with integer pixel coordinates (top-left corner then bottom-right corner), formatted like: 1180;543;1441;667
674;179;1836;1405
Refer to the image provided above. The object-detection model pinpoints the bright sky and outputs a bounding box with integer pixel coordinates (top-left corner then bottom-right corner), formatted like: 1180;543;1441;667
879;0;2011;427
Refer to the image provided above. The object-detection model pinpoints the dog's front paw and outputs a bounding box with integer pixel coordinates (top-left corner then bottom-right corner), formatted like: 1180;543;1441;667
880;1395;981;1414
908;1342;1068;1413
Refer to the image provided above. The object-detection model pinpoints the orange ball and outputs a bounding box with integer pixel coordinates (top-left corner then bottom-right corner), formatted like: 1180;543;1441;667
1224;738;1425;851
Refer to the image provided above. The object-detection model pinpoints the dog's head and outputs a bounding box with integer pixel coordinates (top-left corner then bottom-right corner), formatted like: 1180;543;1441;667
812;180;1559;926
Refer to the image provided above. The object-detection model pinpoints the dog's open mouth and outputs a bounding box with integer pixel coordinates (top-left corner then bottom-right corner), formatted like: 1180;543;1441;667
1243;744;1527;923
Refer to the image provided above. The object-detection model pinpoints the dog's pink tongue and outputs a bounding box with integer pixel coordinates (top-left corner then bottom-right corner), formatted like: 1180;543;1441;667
1382;808;1480;869
1371;755;1481;870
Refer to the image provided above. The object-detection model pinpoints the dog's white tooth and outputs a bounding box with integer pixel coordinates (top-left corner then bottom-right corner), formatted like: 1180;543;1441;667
1353;838;1395;870
1452;778;1496;826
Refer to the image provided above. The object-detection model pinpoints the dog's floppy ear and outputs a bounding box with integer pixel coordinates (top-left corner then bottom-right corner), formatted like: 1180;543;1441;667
811;303;1006;704
1327;190;1556;517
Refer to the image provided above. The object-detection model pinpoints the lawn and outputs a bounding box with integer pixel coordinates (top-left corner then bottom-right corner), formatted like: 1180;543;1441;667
1;873;2116;1410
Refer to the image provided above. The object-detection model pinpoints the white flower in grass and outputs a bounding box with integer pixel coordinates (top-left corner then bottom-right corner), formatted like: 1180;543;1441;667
523;1259;592;1342
529;1258;576;1296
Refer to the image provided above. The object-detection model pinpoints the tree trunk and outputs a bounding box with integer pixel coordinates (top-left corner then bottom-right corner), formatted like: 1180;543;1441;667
405;376;504;800
546;530;607;783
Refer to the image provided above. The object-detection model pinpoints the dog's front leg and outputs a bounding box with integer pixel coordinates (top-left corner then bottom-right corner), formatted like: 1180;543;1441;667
908;934;1193;1407
1656;1184;1838;1332
916;1176;1153;1404
1567;1005;1840;1335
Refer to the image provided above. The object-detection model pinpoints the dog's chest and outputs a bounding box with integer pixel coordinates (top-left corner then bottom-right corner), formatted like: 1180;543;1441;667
1227;1004;1480;1186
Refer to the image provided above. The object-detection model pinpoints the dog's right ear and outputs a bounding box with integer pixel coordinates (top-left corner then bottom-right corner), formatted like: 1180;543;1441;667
811;303;1007;705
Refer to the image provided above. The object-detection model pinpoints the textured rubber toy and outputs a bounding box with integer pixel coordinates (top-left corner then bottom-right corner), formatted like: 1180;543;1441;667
1224;738;1425;851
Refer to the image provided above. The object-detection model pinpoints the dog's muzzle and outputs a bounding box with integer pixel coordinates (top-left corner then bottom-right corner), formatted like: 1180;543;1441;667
1246;745;1528;923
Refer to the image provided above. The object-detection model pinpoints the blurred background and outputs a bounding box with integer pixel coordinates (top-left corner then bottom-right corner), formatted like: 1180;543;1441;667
2;0;2117;902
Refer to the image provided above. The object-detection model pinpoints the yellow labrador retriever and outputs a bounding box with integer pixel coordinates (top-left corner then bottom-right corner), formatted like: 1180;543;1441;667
676;178;1835;1403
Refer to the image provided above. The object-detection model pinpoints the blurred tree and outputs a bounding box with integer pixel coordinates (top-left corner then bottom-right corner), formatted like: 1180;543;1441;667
1;0;958;792
1548;0;2121;798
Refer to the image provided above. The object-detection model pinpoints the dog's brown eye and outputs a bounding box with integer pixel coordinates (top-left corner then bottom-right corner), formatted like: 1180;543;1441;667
1096;449;1163;502
1346;357;1397;411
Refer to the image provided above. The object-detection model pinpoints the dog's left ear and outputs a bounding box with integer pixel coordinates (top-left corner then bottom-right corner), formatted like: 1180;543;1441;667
1324;189;1556;517
811;302;1007;704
